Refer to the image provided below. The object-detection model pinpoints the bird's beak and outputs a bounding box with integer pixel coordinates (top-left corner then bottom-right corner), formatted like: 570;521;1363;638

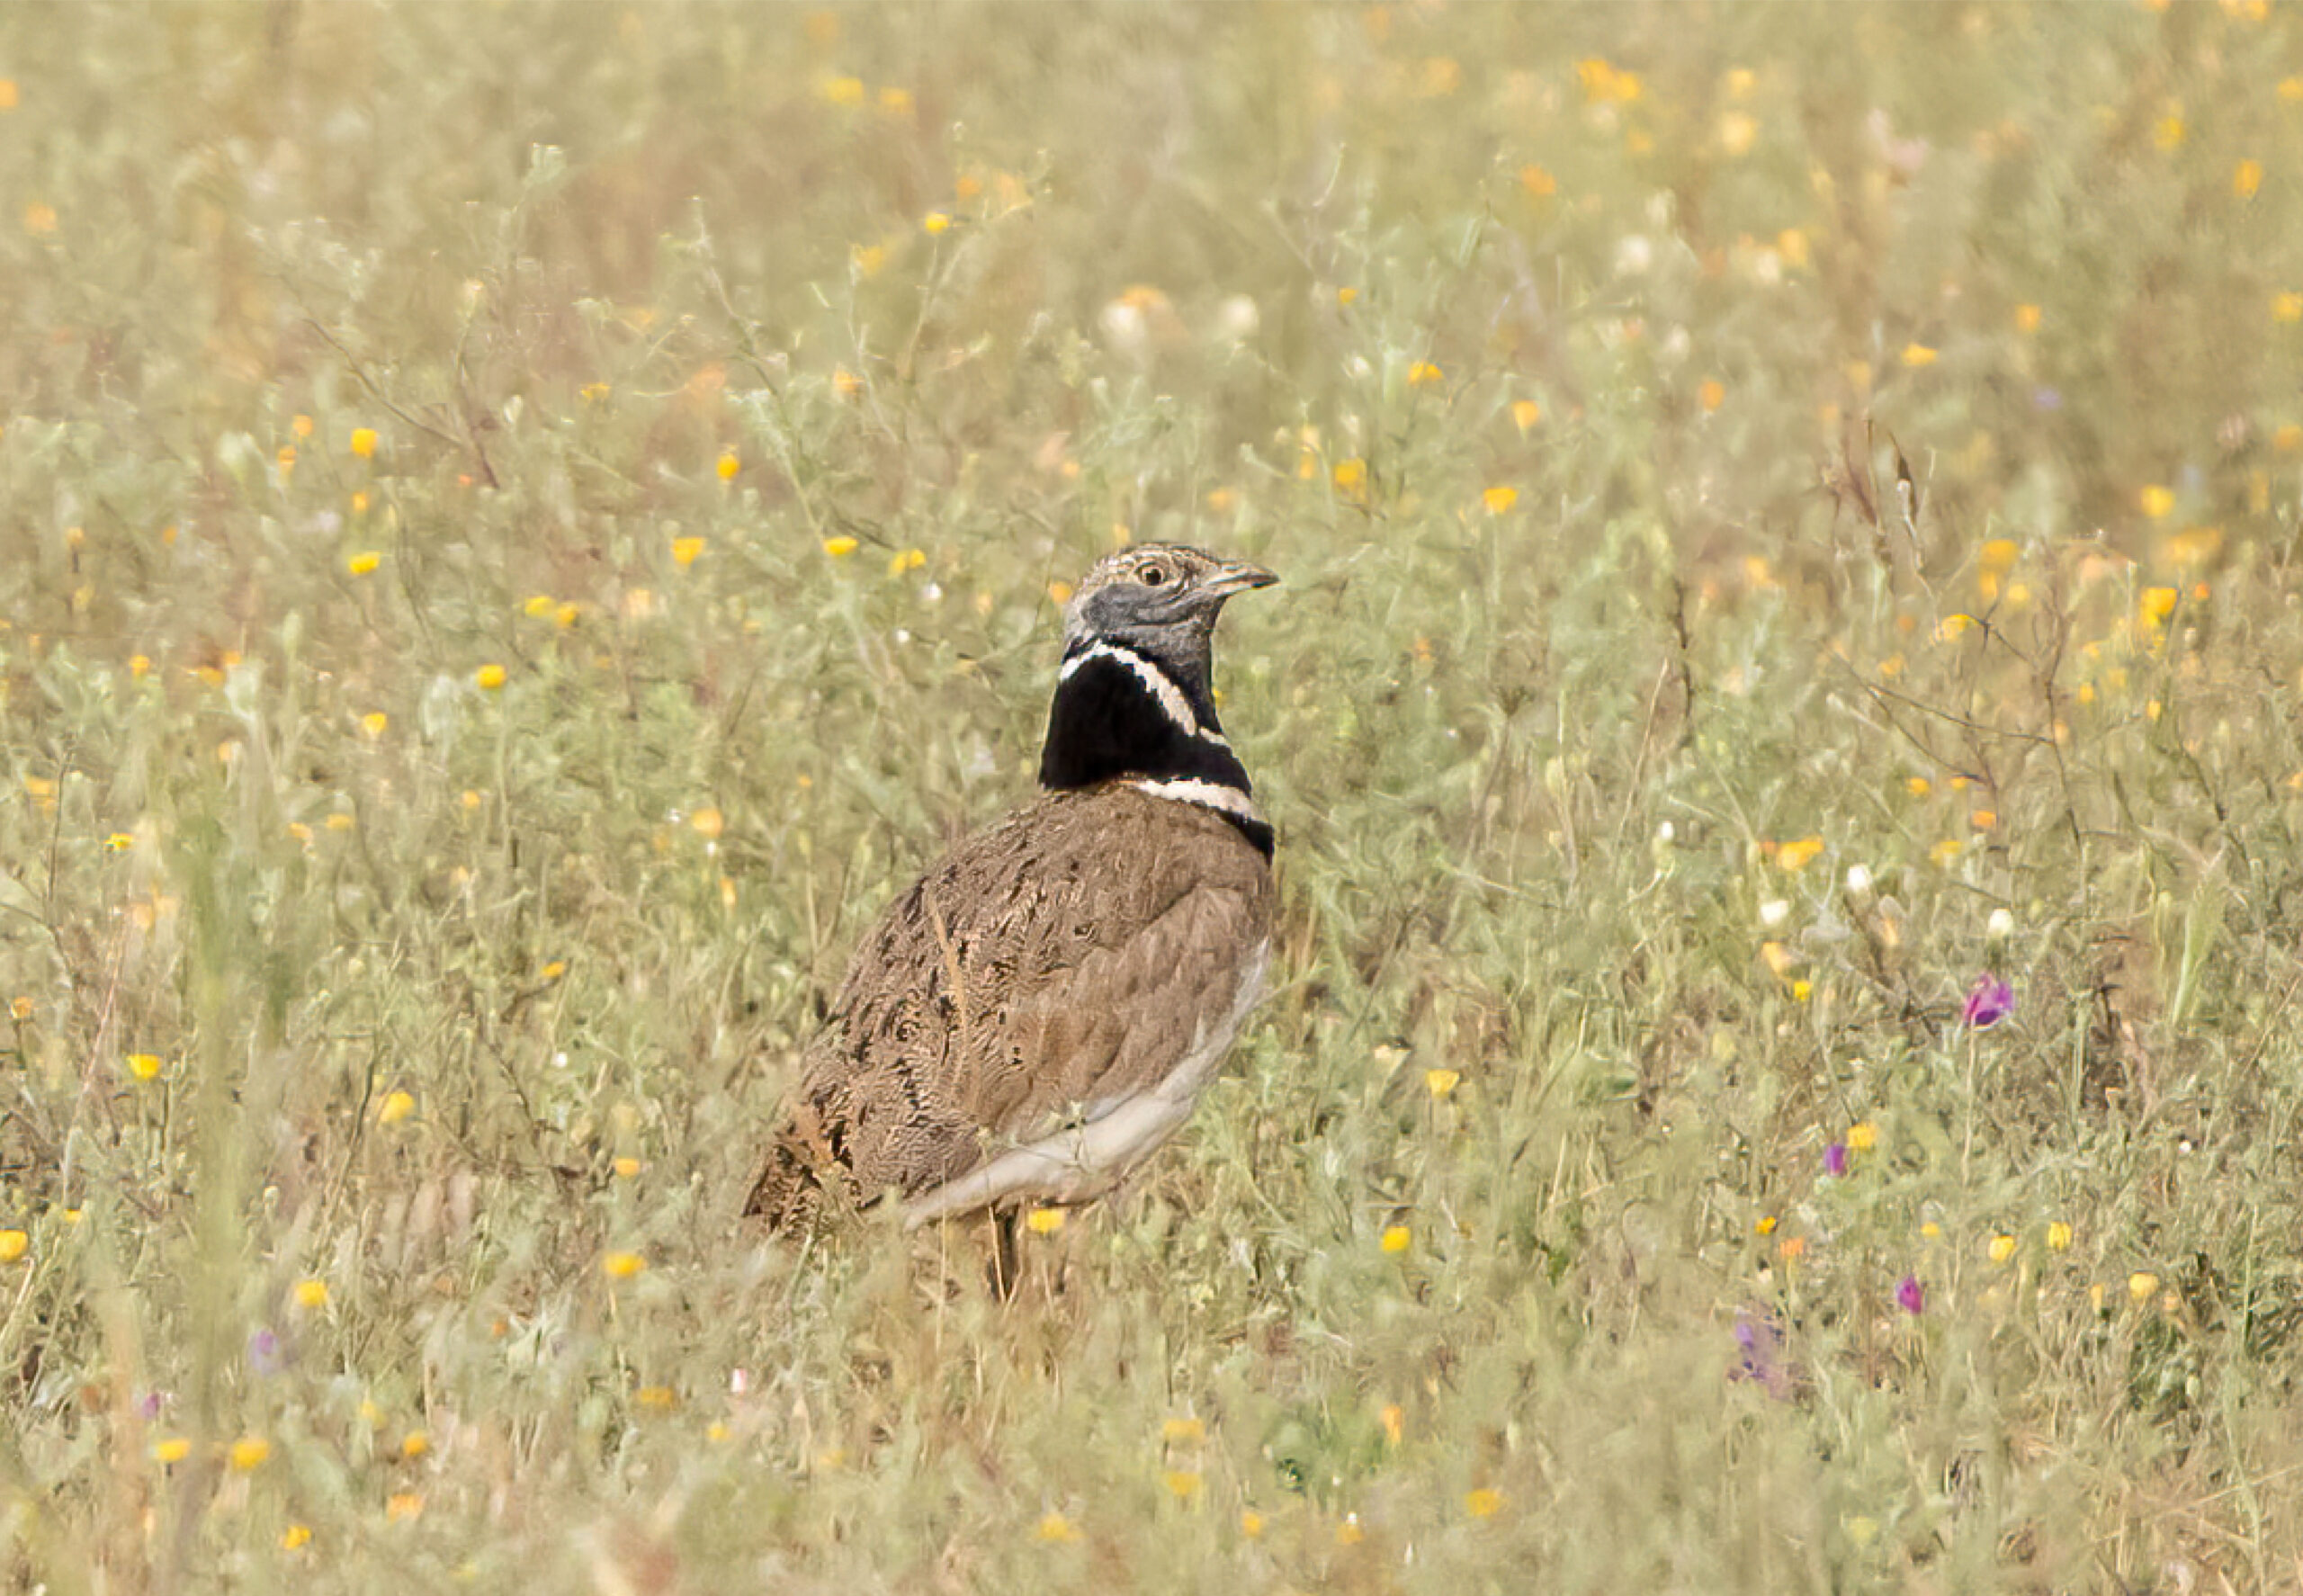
1201;559;1279;601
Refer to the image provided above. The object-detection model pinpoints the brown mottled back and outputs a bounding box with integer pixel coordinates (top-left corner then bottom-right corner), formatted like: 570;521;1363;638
745;783;1274;1227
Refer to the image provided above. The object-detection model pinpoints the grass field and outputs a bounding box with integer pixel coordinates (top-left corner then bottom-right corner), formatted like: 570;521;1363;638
7;3;2303;1590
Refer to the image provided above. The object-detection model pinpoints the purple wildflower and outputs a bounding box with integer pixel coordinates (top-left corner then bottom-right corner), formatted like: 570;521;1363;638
1824;1142;1849;1178
247;1328;282;1377
1730;1312;1797;1400
136;1390;166;1421
1896;1275;1925;1315
1962;973;2014;1029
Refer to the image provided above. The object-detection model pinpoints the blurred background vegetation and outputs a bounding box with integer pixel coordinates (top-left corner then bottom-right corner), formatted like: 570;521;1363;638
6;2;2303;1590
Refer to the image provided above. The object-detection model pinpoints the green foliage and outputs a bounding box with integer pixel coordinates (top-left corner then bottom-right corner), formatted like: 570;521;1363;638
5;2;2303;1589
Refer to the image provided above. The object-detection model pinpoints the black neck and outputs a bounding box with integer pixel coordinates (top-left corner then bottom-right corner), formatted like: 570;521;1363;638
1037;641;1268;853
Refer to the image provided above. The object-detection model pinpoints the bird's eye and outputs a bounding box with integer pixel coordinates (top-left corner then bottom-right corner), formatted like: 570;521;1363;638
1139;563;1168;586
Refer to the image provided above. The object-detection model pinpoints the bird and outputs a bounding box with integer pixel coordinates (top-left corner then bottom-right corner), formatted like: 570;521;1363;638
746;542;1278;1238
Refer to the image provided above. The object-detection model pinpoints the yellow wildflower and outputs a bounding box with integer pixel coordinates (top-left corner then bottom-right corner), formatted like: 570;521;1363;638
474;663;506;690
229;1437;270;1472
2164;524;2221;568
152;1438;191;1465
1380;1224;1411;1254
1988;1234;2017;1265
125;1053;162;1081
378;1089;416;1124
346;551;381;576
1424;1068;1460;1098
1161;1417;1205;1445
2047;1222;2074;1251
601;1250;647;1278
822;536;859;558
1466;1488;1502;1519
1901;343;1938;368
672;535;707;567
1483;486;1518;515
1775;835;1824;872
1025;1206;1065;1234
2236;158;2263;199
350;427;378;458
295;1278;329;1309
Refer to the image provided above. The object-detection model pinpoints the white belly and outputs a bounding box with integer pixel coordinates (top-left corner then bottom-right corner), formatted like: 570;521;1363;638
902;939;1270;1227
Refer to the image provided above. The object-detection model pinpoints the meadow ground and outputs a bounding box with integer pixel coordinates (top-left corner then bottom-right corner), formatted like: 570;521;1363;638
5;3;2303;1591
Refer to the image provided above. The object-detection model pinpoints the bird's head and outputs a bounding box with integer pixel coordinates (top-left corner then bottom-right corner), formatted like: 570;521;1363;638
1062;544;1277;663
